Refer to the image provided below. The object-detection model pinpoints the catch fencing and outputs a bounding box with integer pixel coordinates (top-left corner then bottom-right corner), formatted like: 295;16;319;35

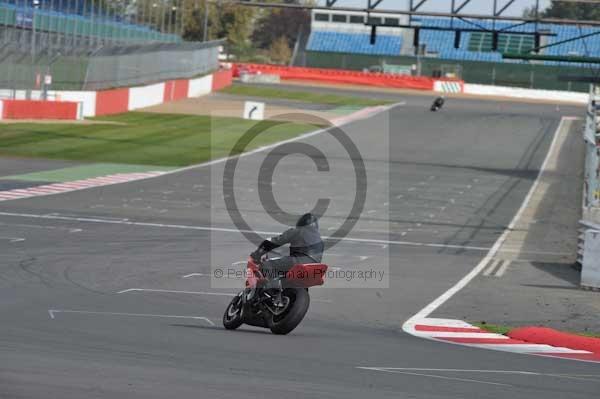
0;39;223;93
296;50;593;93
584;85;600;209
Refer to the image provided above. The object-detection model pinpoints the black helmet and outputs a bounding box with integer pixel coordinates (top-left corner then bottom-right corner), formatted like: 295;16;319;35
296;213;318;228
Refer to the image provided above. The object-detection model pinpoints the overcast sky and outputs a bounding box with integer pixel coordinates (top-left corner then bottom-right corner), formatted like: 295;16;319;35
317;0;553;17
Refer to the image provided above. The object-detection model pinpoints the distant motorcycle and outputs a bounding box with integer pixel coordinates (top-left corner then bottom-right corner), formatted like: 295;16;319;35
430;96;445;112
223;254;328;335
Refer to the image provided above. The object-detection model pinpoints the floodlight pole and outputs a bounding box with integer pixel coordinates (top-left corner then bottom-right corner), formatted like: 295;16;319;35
203;0;209;42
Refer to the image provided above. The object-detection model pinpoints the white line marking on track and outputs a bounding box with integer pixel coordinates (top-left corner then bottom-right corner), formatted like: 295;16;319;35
0;211;573;256
0;222;82;233
118;288;333;303
357;368;600;382
413;332;509;339
48;309;215;325
0;236;25;243
357;367;513;387
402;116;569;326
118;288;235;296
495;260;510;277
182;273;209;278
482;259;501;276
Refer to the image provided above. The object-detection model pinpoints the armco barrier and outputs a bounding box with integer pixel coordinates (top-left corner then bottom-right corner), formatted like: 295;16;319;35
0;69;233;120
212;68;233;91
188;75;213;98
55;91;97;118
463;83;588;104
164;79;190;102
233;63;435;91
95;88;129;116
1;99;81;120
128;83;165;111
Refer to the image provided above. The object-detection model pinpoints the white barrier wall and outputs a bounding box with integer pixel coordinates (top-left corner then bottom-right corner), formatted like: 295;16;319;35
434;81;464;93
582;229;600;289
464;84;588;104
128;83;166;110
54;91;97;117
188;75;213;98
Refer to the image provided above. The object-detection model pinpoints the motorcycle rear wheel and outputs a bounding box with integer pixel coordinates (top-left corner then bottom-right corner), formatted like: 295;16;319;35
269;288;310;335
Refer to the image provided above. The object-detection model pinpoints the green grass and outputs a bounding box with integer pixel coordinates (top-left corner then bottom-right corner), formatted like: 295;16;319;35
472;322;512;336
0;112;318;167
221;84;394;107
474;322;600;338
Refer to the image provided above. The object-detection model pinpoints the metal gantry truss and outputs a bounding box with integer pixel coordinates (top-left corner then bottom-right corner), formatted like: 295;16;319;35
222;1;600;26
222;0;600;60
326;0;527;16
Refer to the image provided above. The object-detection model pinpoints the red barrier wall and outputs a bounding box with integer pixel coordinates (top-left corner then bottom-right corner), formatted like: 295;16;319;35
164;79;189;102
212;68;233;91
1;100;79;120
233;63;435;91
95;88;129;116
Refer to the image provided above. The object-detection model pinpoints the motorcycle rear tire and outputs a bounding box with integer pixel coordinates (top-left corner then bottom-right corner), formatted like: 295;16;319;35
269;288;310;335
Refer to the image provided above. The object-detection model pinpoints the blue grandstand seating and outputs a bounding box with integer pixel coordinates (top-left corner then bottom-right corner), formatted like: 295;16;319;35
308;17;600;66
307;31;403;56
0;0;178;42
6;0;104;19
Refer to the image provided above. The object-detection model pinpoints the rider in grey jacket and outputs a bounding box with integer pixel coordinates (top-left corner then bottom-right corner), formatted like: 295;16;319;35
251;213;324;280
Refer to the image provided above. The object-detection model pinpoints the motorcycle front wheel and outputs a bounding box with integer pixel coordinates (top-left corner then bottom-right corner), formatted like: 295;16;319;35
223;293;244;330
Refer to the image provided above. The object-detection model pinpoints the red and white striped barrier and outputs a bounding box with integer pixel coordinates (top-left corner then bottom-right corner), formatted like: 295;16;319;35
0;69;233;120
404;318;600;363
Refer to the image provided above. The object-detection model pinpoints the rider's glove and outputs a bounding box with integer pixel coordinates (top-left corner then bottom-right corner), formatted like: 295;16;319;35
250;249;263;262
251;240;278;262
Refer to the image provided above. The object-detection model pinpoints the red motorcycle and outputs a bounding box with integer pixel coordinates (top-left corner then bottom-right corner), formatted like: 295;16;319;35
223;254;328;335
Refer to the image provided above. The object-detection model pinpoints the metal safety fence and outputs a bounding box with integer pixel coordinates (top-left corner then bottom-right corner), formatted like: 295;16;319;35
0;39;222;92
296;50;594;93
83;40;220;90
584;85;600;208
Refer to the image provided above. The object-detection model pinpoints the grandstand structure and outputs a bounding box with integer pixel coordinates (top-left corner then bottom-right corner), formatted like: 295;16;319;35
305;10;600;64
0;0;225;95
0;0;180;48
292;8;600;92
221;0;600;91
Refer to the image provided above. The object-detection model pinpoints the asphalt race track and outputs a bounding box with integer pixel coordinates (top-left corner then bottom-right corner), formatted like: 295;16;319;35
2;92;599;398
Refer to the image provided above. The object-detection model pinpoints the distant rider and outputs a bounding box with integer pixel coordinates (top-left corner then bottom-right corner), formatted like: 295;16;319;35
430;96;445;111
251;213;324;281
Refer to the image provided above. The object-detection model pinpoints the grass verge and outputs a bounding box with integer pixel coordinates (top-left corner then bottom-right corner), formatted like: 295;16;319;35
221;84;393;107
474;322;600;338
0;112;319;167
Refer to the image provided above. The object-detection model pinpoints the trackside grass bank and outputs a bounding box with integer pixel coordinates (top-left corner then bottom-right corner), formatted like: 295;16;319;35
0;112;319;167
221;84;394;107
